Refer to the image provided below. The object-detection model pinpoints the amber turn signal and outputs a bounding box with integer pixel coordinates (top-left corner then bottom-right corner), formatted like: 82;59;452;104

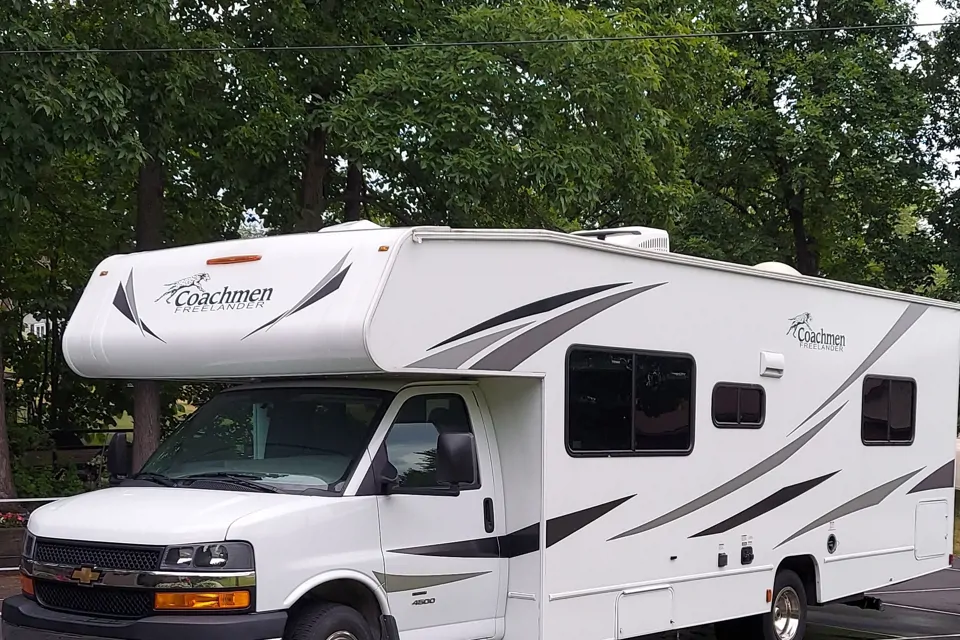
154;590;250;611
206;255;261;265
20;574;34;597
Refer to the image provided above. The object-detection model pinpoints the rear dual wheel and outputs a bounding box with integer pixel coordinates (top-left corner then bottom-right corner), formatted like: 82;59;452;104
714;569;808;640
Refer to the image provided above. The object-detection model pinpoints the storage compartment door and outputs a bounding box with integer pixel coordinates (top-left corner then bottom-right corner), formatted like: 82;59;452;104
914;499;950;560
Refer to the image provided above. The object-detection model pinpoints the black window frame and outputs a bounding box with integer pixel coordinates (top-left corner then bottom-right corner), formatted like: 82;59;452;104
860;375;917;446
381;392;483;494
564;344;696;458
712;382;766;429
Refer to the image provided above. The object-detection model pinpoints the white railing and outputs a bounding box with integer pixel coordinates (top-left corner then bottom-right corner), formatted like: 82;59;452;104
0;497;65;573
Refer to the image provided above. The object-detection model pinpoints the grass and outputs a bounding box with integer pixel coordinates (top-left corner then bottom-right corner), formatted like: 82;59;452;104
955;492;960;556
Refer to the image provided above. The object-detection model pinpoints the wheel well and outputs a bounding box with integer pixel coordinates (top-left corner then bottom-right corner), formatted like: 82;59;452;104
778;555;820;605
290;579;384;640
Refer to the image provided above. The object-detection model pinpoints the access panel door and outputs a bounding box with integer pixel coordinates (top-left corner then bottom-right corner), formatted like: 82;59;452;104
375;388;503;640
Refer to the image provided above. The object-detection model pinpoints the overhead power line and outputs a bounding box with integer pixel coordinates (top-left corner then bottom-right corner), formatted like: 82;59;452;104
0;20;953;56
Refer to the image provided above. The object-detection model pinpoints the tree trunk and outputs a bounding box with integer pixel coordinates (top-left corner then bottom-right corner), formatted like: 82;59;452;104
785;189;818;276
132;382;161;471
296;127;329;231
132;156;165;472
344;161;364;222
0;332;18;499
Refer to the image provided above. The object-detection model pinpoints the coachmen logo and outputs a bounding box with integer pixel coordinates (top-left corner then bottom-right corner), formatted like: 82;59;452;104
787;312;846;352
155;273;274;315
71;566;102;586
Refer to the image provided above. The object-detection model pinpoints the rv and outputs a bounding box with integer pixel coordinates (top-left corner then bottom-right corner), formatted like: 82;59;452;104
3;221;957;640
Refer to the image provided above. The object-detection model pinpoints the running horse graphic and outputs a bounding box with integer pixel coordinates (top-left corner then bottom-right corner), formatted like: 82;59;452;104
787;312;813;337
155;273;211;304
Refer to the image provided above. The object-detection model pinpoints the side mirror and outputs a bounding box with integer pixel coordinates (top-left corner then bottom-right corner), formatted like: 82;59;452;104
106;433;132;480
436;432;477;487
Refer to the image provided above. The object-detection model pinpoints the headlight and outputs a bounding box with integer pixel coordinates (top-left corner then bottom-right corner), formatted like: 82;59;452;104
160;541;253;572
21;532;35;560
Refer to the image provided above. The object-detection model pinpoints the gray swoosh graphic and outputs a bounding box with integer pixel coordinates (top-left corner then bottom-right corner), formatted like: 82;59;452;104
907;460;955;494
408;323;533;369
124;272;143;335
789;303;927;436
471;283;667;371
776;467;925;548
609;403;846;542
372;570;490;593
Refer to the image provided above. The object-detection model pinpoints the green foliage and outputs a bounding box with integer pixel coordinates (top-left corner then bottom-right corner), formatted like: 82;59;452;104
0;0;959;499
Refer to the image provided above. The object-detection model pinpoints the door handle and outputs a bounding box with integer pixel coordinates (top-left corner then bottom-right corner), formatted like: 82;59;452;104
483;498;495;533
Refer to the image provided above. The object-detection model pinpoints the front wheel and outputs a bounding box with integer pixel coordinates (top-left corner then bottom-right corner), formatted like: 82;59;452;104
285;601;374;640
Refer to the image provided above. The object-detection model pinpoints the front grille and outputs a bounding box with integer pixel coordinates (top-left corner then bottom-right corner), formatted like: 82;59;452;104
35;581;154;618
35;539;163;571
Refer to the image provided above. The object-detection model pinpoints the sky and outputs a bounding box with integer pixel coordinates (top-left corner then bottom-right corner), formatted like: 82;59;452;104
916;0;948;30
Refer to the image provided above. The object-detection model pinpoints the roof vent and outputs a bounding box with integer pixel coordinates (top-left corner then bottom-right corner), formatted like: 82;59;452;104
571;226;670;252
753;261;801;276
318;220;383;233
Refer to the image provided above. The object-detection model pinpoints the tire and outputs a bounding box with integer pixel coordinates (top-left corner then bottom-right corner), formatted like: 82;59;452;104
285;601;374;640
713;569;807;640
762;569;808;640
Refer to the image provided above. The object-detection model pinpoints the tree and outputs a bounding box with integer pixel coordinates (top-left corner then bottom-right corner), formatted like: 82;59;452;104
0;0;136;496
682;0;940;282
326;0;729;230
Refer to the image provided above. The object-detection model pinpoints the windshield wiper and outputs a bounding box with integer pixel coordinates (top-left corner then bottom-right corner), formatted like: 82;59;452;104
179;472;280;493
128;472;177;487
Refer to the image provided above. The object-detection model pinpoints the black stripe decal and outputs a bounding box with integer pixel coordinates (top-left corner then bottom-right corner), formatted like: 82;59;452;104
471;283;665;371
429;283;628;350
112;273;165;343
242;261;351;340
907;460;955;494
388;495;634;559
690;471;840;538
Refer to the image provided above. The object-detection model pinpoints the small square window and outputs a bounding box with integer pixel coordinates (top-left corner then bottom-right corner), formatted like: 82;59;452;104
861;377;915;445
712;384;765;428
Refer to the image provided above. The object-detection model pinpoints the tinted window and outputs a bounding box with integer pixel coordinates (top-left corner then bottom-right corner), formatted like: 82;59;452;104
140;388;391;492
384;394;479;489
713;384;765;428
567;348;694;455
862;376;915;445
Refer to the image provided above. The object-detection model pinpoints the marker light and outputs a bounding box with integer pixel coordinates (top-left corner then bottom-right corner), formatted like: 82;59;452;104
154;590;250;611
20;574;34;597
206;255;261;265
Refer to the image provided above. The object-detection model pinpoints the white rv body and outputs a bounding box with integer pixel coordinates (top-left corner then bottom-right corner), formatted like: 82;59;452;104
4;222;956;640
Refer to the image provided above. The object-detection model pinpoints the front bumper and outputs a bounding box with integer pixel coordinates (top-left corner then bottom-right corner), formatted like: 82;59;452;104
1;596;287;640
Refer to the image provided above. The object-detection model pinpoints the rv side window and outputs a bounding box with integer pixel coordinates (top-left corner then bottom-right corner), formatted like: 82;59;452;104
566;347;695;456
862;376;916;445
712;384;765;428
383;393;480;490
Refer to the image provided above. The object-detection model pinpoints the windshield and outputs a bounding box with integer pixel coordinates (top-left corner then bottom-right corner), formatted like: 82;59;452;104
140;387;393;493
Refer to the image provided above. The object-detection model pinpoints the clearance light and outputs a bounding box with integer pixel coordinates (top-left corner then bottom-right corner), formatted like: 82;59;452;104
155;590;250;611
20;574;34;597
206;255;262;266
765;589;772;603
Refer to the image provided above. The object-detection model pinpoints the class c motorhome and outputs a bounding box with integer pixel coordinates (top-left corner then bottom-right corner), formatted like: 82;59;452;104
3;221;957;640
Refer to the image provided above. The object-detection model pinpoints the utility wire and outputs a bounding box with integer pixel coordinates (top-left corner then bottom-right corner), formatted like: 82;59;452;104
0;20;954;56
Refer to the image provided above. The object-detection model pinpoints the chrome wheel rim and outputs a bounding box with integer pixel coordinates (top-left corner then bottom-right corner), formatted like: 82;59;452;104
772;586;802;640
325;633;358;640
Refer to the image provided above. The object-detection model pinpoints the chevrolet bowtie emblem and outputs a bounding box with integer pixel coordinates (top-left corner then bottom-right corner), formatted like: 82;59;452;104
71;566;102;585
